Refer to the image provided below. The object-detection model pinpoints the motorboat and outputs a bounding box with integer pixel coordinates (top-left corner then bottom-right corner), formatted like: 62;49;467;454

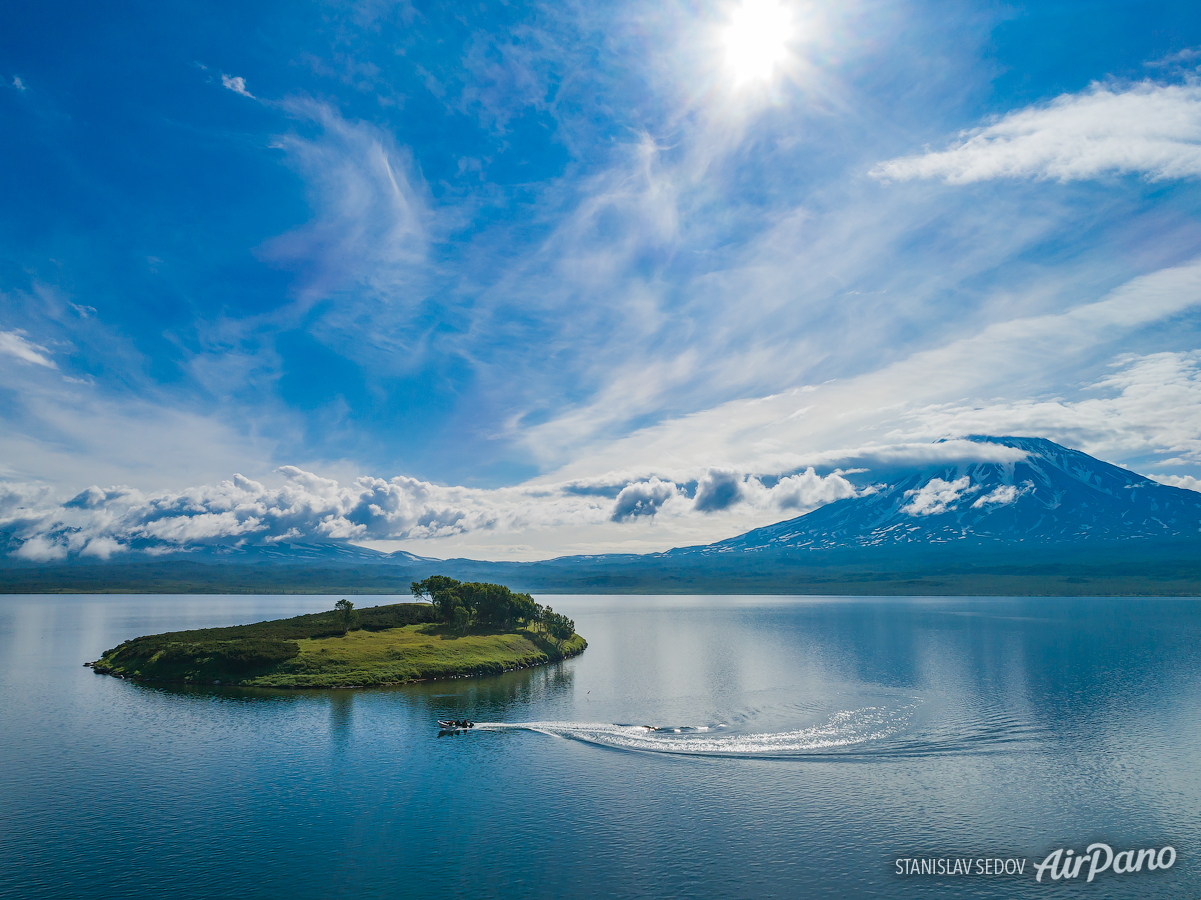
437;719;475;729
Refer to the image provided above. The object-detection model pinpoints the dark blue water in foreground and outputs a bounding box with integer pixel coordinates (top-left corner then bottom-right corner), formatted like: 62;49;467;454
1;594;1199;899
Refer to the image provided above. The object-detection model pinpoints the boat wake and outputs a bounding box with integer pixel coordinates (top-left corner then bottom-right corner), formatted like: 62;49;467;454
471;705;918;757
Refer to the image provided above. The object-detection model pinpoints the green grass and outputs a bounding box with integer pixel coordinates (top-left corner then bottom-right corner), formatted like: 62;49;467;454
92;602;586;688
248;625;587;688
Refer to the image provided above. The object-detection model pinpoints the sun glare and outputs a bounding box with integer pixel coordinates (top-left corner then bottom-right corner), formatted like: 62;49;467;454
723;0;793;85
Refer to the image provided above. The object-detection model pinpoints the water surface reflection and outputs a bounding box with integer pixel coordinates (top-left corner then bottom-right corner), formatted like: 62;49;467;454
0;593;1198;900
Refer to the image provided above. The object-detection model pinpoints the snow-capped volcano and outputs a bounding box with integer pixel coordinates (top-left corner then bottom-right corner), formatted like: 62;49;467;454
677;436;1201;554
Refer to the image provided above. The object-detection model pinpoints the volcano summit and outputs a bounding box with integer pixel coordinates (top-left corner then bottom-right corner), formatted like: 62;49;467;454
674;436;1201;556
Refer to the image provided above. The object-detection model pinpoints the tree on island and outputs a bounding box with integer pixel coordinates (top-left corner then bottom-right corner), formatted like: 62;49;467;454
334;598;356;633
544;611;576;651
409;575;461;601
410;576;559;637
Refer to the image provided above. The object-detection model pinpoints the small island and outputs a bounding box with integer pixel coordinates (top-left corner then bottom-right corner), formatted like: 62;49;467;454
89;577;586;688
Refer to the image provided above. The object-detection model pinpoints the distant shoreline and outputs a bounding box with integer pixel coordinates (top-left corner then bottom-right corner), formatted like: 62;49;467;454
10;563;1201;597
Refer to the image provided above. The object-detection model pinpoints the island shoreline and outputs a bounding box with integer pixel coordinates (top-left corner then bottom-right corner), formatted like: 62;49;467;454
86;593;587;689
84;640;587;690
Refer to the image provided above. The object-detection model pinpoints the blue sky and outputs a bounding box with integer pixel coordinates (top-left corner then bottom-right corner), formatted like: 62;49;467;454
4;0;1201;560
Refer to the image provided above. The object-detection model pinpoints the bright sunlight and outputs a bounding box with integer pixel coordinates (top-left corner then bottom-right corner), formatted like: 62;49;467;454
723;0;793;85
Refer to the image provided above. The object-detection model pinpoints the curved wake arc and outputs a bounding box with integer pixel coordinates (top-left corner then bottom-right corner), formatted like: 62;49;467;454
471;705;917;757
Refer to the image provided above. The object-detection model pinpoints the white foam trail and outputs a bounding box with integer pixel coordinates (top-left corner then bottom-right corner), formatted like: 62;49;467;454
474;705;916;756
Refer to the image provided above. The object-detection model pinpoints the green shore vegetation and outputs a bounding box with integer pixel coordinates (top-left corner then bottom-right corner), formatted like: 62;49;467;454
91;579;586;688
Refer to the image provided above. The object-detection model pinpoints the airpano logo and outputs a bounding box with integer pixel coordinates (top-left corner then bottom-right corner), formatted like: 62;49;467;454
1033;844;1175;883
893;844;1177;884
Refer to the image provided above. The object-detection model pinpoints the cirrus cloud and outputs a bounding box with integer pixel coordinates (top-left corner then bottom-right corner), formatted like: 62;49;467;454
0;329;56;368
872;81;1201;184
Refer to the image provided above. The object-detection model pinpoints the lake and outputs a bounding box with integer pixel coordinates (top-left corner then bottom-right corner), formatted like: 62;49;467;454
1;593;1198;899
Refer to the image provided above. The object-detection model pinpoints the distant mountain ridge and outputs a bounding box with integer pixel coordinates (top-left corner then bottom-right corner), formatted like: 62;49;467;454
670;436;1201;556
7;436;1201;596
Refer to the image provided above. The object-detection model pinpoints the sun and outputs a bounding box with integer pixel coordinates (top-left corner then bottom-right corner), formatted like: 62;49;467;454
723;0;793;85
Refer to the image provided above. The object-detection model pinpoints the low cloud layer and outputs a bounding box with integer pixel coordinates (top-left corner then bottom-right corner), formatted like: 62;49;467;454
0;449;939;560
872;81;1201;184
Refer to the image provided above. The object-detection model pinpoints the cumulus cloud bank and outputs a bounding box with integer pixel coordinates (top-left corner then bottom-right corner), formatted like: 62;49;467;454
1150;473;1201;492
1;468;598;561
0;456;878;560
872;81;1201;184
693;468;744;512
768;468;861;510
611;477;681;521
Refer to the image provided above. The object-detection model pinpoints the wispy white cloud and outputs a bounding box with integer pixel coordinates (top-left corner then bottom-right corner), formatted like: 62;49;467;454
1146;47;1201;70
896;351;1201;467
0;330;56;368
11;257;1194;558
221;74;254;98
261;100;430;311
11;76;25;91
536;261;1201;485
186;8;1160;503
0;368;284;492
872;81;1201;184
971;483;1020;509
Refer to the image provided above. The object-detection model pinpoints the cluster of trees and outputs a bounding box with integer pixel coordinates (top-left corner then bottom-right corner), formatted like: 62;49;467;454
410;576;576;647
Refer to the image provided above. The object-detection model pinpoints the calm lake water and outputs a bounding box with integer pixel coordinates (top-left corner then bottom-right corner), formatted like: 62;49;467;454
1;594;1199;899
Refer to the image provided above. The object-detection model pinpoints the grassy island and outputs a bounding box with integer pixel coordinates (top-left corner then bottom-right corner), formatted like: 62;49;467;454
90;579;586;688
